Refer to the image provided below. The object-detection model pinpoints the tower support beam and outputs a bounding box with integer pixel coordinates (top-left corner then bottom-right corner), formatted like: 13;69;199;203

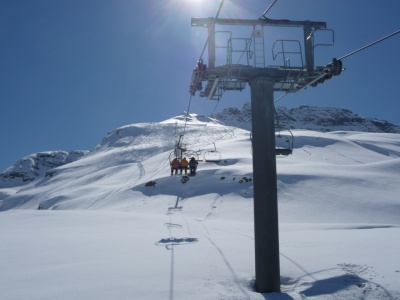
249;77;280;293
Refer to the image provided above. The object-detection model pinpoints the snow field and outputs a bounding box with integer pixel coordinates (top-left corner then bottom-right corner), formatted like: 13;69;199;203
1;116;399;299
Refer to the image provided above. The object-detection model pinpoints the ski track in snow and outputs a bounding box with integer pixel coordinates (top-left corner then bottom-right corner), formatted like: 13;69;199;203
137;161;145;179
164;189;252;300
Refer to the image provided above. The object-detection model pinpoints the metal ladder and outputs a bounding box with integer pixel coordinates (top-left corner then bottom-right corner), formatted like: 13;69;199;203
253;25;265;68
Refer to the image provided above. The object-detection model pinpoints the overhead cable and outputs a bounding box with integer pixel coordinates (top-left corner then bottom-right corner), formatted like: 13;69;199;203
338;29;400;61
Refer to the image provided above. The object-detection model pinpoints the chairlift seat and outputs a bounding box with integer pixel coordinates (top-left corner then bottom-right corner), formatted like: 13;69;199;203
275;148;292;156
204;158;221;163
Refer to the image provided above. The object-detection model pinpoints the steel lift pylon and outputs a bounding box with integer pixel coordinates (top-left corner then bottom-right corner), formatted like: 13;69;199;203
189;16;342;293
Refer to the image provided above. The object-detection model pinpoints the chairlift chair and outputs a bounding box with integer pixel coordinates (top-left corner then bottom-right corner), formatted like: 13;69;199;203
275;126;294;156
169;147;200;165
203;142;222;163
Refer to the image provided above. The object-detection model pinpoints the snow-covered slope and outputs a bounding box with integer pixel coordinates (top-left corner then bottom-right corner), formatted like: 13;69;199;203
1;112;399;222
0;113;399;299
0;113;241;210
1;119;399;225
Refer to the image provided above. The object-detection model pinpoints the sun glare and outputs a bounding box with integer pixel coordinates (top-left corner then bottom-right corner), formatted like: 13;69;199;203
172;0;204;11
186;0;203;5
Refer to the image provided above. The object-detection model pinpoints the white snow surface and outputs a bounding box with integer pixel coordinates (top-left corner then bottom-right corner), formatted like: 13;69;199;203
1;113;399;300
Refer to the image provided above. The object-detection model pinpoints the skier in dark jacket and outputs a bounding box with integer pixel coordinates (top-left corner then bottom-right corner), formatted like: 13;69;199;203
189;157;198;175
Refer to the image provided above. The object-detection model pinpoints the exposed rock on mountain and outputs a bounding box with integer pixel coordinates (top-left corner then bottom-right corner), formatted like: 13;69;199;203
213;103;400;133
0;150;88;188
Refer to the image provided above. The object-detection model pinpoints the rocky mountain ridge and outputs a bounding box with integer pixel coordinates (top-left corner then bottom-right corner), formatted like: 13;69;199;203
0;150;88;188
213;103;400;133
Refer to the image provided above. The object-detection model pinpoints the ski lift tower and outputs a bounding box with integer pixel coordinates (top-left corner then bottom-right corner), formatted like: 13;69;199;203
189;16;342;293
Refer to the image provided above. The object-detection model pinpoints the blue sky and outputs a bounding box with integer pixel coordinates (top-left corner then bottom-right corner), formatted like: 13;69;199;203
1;0;399;172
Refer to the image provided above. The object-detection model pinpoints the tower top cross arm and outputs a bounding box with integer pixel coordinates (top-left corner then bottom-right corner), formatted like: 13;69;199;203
191;17;326;29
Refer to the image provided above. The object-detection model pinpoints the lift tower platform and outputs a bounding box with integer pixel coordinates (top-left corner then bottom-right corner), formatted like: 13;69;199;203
189;16;342;294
